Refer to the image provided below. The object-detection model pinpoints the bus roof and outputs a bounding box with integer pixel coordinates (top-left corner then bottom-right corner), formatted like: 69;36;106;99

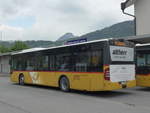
12;48;46;55
136;43;150;47
12;38;110;55
136;43;150;51
125;34;150;44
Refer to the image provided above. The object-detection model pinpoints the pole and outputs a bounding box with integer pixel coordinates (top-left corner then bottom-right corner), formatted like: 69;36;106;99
121;3;136;36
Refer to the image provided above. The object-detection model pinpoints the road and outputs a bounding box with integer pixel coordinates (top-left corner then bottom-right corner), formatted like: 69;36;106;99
0;77;150;113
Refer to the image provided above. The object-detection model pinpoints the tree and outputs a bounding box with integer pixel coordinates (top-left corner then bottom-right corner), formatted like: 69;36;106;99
0;45;10;53
11;41;29;51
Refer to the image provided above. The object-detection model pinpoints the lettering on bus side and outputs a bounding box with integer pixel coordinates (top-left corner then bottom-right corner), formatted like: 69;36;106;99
73;75;80;80
112;49;127;55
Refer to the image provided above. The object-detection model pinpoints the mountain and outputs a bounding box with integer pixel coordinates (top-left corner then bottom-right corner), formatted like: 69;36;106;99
57;33;76;41
0;20;134;49
24;40;54;48
55;20;134;45
0;40;54;48
79;20;134;41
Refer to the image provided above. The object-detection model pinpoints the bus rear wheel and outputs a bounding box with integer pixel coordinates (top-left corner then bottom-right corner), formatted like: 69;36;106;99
19;74;25;85
59;76;70;92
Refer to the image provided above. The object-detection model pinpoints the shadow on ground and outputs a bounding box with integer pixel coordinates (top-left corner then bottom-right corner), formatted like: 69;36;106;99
12;83;133;98
135;87;150;92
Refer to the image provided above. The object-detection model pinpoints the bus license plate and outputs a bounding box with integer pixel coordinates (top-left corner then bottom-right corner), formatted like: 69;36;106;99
119;81;126;85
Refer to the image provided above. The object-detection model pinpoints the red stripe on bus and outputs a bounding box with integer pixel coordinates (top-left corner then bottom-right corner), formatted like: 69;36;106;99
12;70;103;74
137;74;150;76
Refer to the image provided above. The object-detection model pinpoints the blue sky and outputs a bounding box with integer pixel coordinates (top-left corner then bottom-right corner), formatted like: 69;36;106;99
6;16;35;28
0;0;133;41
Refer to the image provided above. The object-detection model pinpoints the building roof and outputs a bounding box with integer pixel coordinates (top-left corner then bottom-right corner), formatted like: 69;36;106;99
122;0;137;10
123;34;150;44
0;52;12;57
136;43;150;47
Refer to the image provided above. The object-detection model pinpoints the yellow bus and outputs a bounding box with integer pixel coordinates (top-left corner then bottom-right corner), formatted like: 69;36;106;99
10;39;136;91
136;43;150;87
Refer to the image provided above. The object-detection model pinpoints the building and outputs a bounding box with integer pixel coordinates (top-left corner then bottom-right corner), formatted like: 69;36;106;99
0;52;11;76
121;0;150;36
0;48;45;76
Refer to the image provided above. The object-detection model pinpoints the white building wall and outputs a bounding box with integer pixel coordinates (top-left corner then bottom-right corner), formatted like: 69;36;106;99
135;0;150;35
0;56;11;74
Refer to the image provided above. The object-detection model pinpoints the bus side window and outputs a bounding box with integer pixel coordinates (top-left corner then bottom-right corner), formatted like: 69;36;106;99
136;53;150;74
56;54;72;71
12;58;17;70
36;55;49;71
15;56;26;71
146;54;150;66
26;59;34;71
49;55;55;71
75;52;89;72
137;54;146;66
90;50;103;72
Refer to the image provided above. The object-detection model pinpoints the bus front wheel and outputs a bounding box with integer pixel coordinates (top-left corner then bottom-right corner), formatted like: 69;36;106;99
19;74;25;85
59;76;70;92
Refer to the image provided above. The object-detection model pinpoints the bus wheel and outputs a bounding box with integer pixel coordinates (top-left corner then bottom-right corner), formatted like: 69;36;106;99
19;74;25;85
59;76;70;92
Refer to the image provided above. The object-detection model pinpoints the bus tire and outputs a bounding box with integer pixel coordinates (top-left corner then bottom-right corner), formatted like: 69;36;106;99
19;74;25;85
59;76;70;92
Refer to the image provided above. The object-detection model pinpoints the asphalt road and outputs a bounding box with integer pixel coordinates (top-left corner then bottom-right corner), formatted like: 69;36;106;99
0;77;150;113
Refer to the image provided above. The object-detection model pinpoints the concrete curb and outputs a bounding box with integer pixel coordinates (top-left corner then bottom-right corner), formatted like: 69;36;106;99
0;74;10;77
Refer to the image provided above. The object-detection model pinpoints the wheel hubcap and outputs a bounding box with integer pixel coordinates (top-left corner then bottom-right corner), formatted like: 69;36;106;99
20;76;24;84
61;78;68;90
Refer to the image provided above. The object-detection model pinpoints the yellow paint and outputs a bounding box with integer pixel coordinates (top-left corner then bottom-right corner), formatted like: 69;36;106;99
114;41;125;46
11;71;136;91
136;75;150;87
103;80;136;91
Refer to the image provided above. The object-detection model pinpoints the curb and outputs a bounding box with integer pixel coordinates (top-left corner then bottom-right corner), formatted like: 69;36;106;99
0;74;10;77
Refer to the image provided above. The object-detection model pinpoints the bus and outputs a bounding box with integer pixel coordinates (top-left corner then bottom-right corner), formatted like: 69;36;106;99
10;39;136;91
136;43;150;87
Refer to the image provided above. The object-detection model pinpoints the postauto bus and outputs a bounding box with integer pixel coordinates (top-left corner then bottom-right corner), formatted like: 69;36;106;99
136;43;150;87
10;39;136;92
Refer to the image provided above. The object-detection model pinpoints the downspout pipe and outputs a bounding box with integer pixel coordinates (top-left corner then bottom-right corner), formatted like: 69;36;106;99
121;1;136;36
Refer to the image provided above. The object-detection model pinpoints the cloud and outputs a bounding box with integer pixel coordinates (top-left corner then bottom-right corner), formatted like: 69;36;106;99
0;24;24;40
0;0;134;41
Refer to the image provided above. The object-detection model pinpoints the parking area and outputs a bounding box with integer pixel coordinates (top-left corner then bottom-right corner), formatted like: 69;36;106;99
0;77;150;113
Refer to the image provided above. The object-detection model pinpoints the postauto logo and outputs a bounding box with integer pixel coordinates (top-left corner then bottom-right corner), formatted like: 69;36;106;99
112;49;127;55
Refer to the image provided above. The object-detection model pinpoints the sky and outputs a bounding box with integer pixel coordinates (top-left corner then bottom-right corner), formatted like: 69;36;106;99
0;0;134;41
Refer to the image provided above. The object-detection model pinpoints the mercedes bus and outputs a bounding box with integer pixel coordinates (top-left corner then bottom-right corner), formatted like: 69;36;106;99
10;39;136;91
